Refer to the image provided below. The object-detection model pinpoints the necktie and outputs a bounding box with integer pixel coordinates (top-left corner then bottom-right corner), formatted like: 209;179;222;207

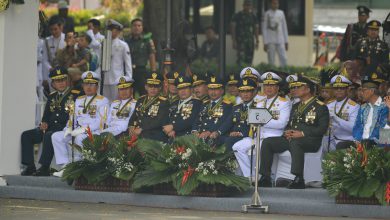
243;104;248;111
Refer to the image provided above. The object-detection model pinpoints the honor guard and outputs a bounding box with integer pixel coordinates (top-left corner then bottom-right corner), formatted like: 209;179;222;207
224;73;240;105
51;71;109;177
326;75;359;151
128;72;170;142
192;75;233;146
166;71;180;104
339;6;371;61
192;73;209;102
163;75;203;137
259;76;329;189
21;67;73;176
354;20;389;76
102;76;136;136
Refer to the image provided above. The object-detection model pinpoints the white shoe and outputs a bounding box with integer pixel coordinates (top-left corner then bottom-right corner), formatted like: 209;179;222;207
53;169;64;178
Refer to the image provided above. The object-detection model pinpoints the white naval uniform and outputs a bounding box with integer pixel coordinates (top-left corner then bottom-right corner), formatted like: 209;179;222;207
101;98;136;136
233;96;291;177
52;94;109;165
262;9;288;67
236;94;266;105
86;30;105;76
103;38;133;101
324;98;359;151
42;33;66;83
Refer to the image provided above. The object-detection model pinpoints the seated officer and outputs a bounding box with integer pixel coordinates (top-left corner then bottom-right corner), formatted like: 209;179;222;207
237;67;265;104
352;72;389;148
21;67;76;176
192;75;232;146
102;76;136;136
286;74;301;104
166;71;179;104
51;71;109;177
326;75;359;150
192;73;209;102
128;72;169;142
163;75;203;137
259;76;329;189
224;73;240;105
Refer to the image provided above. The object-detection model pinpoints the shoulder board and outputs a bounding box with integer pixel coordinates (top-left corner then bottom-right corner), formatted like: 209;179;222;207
71;89;80;94
131;98;137;102
278;96;287;102
77;95;86;99
159;96;167;101
49;91;57;96
258;91;265;96
348;99;357;106
257;97;266;103
191;97;200;100
112;100;120;103
223;100;231;104
316;100;325;106
96;95;104;100
327;100;336;105
203;100;210;104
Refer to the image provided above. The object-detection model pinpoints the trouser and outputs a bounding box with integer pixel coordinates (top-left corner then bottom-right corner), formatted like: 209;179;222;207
103;85;118;102
237;41;254;65
232;137;254;177
21;129;55;167
266;43;287;67
260;136;321;177
51;131;86;165
336;139;376;150
133;66;147;96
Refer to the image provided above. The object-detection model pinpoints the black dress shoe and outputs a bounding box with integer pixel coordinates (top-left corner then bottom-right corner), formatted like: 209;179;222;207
21;165;36;176
287;176;305;189
257;176;272;187
34;166;50;176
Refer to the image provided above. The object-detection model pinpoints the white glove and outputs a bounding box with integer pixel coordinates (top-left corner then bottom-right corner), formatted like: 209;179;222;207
63;127;72;138
71;127;86;137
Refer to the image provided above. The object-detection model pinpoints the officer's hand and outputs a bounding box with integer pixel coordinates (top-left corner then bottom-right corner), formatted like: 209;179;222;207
210;131;219;139
39;122;48;131
167;131;175;138
285;43;288;51
283;130;293;138
134;128;142;136
263;44;268;52
384;96;390;109
199;131;211;139
289;130;304;139
163;125;174;134
229;132;242;137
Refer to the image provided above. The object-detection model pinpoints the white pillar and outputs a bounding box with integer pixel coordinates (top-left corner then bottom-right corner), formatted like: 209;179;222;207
0;0;38;179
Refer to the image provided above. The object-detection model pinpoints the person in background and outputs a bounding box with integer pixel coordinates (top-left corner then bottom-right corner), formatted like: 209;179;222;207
86;18;105;76
56;0;75;34
199;26;219;63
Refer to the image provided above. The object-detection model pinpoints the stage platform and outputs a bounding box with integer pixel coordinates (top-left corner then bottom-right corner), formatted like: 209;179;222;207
0;175;389;219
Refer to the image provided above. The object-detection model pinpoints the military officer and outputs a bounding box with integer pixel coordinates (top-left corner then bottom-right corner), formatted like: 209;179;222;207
126;18;157;96
21;67;73;176
354;20;389;76
339;5;371;61
103;19;133;101
259;76;329;189
286;74;301;104
192;73;209;102
166;71;180;104
163;75;203;137
326;75;360;150
192;75;232;146
102;76;136;136
237;67;265;104
128;72;169;142
224;73;240;105
51;71;109;177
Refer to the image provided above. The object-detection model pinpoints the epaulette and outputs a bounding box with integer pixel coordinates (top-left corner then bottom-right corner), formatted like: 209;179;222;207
316;100;325;105
203;99;210;104
258;91;265;96
96;95;104;100
223;100;231;104
159;96;167;101
71;89;80;95
192;97;200;100
138;95;146;99
131;98;137;102
49;91;57;96
348;99;357;106
326;99;335;104
278;96;287;102
112;100;120;103
77;95;86;99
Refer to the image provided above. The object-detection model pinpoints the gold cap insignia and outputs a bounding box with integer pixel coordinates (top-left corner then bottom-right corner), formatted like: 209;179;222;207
152;73;157;79
336;76;342;83
56;69;61;75
230;74;234;80
174;72;179;78
119;77;126;84
243;80;248;85
86;72;93;79
372;73;377;79
193;74;198;81
245;68;252;75
211;76;216;83
287;76;294;82
179;77;184;83
266;73;273;80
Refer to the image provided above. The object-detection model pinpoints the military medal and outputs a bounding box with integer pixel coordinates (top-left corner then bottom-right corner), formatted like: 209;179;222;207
116;99;132;117
82;94;97;114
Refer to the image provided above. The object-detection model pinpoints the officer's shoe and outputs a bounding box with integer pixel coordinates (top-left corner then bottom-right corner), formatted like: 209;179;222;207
34;166;50;176
257;176;272;187
287;176;305;189
21;165;36;176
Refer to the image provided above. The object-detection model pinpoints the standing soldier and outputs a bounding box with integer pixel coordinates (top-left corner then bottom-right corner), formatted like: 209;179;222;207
192;75;233;146
126;18;157;96
354;20;389;76
128;72;169;142
192;73;209;103
163;75;203;138
20;67;74;176
339;6;371;61
259;76;329;189
230;0;260;65
166;71;180;104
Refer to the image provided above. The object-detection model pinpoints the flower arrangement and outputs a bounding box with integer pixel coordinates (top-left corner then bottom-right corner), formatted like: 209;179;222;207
322;143;390;205
132;135;249;196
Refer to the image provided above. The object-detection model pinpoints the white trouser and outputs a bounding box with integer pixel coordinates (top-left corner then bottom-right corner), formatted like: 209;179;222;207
267;43;287;67
103;85;118;102
52;131;86;165
233;137;255;177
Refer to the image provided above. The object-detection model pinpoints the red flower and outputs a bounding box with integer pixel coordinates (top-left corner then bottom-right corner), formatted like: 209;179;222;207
127;135;138;150
181;166;195;186
356;143;364;153
386;182;390;205
86;126;94;143
175;146;186;155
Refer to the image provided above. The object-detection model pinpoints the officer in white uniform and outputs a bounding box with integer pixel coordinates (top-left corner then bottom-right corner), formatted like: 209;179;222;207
51;71;109;177
103;19;133;101
262;0;288;67
102;76;136;136
326;75;359;151
86;18;105;77
236;67;266;104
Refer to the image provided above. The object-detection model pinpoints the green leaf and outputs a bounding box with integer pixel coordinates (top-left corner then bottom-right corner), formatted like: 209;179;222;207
358;178;381;198
132;168;175;189
375;183;386;205
174;173;200;196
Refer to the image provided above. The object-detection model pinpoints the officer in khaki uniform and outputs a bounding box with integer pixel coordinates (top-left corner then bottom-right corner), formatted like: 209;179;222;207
166;71;180;104
128;72;169;142
192;73;209;103
259;76;329;189
163;75;203;137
